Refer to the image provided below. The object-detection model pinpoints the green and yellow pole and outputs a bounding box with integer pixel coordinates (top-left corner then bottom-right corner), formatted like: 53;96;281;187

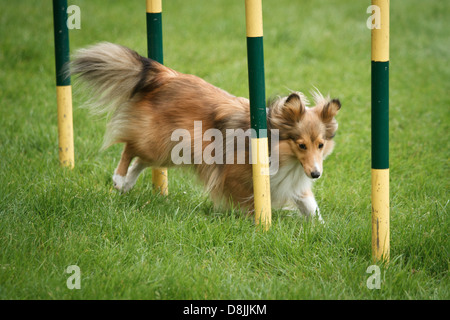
146;0;168;195
245;0;271;230
53;0;74;168
371;0;389;262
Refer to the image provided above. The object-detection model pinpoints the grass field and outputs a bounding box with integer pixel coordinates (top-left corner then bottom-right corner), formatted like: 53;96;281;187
0;0;448;300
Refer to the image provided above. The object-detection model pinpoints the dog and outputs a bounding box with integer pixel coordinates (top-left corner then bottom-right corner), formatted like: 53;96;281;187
70;42;341;222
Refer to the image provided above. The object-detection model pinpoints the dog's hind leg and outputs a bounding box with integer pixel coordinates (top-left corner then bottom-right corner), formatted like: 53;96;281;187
113;144;134;192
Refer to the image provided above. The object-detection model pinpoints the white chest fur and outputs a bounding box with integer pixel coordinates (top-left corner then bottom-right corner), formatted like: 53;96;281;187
270;159;312;208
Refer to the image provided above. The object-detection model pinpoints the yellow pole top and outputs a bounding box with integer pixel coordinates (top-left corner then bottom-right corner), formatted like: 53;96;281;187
371;0;389;62
147;0;162;13
245;0;263;37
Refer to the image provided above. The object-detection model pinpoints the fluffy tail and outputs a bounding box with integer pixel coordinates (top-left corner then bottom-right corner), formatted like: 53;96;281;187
70;42;176;148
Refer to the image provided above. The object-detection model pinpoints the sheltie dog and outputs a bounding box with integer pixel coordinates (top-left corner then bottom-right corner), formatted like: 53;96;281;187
71;42;341;222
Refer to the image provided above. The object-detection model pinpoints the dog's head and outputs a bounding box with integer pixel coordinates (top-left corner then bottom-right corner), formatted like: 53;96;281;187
268;91;341;179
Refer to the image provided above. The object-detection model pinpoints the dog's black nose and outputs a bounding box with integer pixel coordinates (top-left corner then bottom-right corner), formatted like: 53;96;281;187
311;171;321;179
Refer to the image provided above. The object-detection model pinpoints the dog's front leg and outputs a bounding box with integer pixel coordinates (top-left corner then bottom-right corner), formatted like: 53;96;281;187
294;190;324;223
122;158;150;192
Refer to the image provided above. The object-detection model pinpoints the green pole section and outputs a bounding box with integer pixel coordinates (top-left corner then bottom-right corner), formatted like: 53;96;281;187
146;11;163;64
53;0;70;86
371;61;389;169
247;36;267;137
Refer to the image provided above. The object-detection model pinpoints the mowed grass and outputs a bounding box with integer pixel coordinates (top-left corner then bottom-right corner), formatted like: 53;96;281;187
0;0;448;299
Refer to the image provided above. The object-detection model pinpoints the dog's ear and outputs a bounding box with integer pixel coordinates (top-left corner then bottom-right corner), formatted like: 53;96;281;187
283;92;306;122
267;93;307;138
317;98;341;139
321;99;341;123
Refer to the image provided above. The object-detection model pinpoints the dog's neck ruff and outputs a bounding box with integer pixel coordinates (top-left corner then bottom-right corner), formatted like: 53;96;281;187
270;158;312;208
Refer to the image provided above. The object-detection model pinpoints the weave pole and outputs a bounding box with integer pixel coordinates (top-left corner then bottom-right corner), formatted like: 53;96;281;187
371;0;390;262
245;0;272;230
52;0;74;168
146;0;168;195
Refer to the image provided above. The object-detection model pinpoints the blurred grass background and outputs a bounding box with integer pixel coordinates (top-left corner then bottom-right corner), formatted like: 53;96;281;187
0;0;448;299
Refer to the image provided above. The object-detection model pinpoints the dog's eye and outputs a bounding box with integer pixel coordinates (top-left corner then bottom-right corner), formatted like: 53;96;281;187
318;143;324;149
299;144;307;150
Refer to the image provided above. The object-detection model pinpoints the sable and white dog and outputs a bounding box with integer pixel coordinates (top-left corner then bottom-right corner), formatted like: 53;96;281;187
71;42;341;222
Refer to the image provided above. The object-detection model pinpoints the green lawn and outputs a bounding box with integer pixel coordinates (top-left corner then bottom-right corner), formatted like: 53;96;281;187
0;0;448;299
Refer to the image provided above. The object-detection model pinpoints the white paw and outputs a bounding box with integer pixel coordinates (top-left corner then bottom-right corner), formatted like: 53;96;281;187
121;179;135;193
315;207;325;224
112;174;126;191
296;196;325;224
308;204;325;224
